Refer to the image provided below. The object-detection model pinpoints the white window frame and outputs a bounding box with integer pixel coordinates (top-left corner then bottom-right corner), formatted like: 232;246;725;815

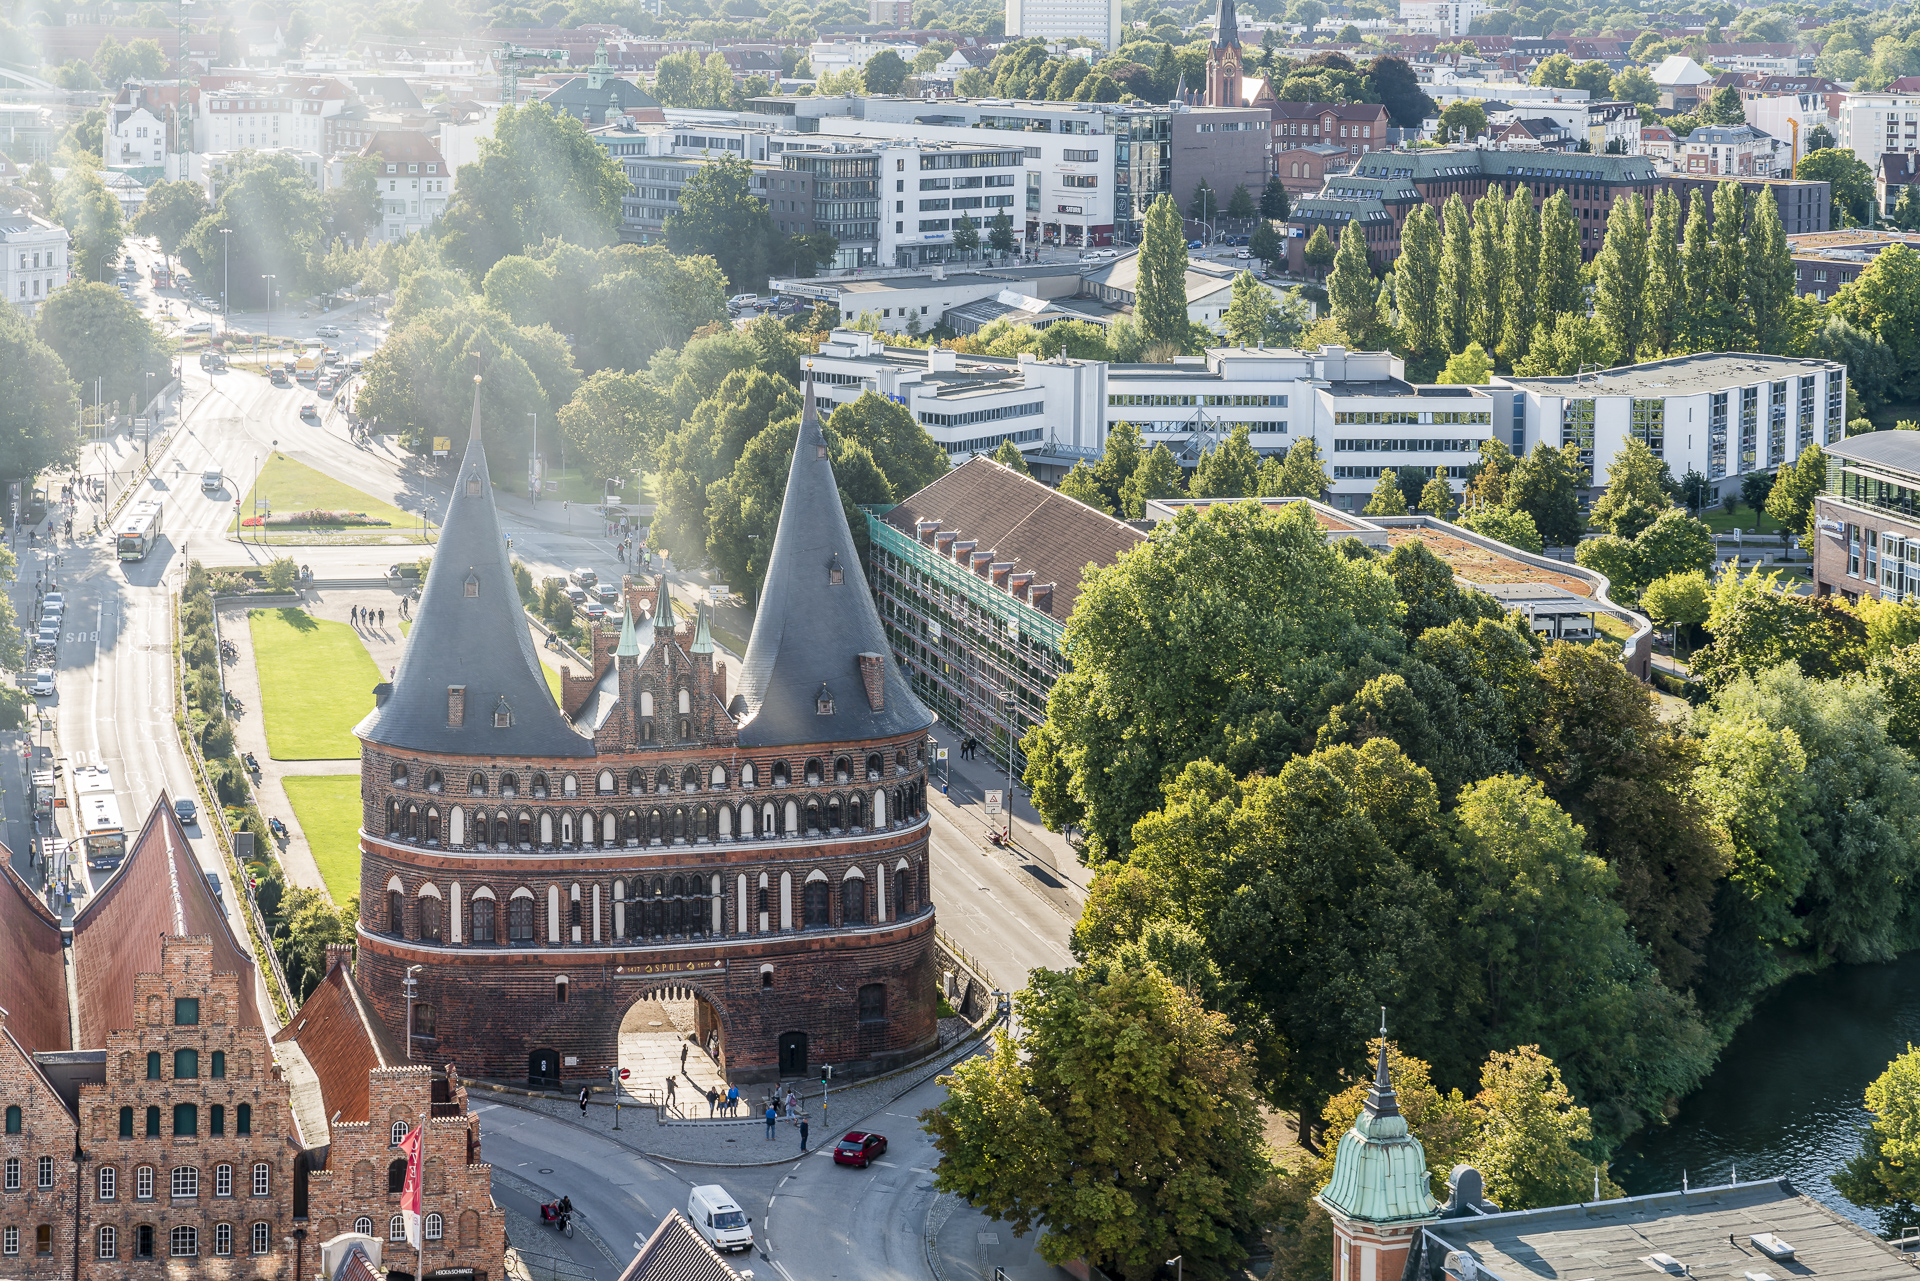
171;1166;199;1199
216;1164;232;1198
2;1157;16;1191
215;1223;233;1256
389;1215;406;1242
2;1225;16;1255
251;1222;270;1255
425;1213;444;1241
391;1121;410;1146
252;1163;270;1196
136;1166;154;1200
354;1218;374;1237
36;1155;52;1189
97;1225;116;1259
170;1225;198;1257
99;1166;116;1200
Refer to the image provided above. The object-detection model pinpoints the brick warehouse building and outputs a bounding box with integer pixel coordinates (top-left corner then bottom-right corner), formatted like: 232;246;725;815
350;377;939;1089
0;798;504;1281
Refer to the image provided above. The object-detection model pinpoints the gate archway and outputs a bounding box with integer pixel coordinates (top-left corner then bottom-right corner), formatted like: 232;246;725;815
616;983;730;1112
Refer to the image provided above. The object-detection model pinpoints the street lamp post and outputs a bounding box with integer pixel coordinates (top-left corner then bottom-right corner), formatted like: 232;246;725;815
218;227;232;335
260;274;275;343
998;687;1017;847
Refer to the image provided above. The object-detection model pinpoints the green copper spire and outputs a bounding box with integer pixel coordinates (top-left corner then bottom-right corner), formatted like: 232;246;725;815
1317;1011;1439;1226
614;591;641;659
653;575;675;636
690;602;714;655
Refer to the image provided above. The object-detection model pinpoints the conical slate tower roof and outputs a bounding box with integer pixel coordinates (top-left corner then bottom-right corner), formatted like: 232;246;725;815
735;367;932;748
1212;0;1240;47
355;381;592;758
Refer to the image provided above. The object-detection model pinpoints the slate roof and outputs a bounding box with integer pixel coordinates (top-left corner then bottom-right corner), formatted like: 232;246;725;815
616;1211;742;1281
0;859;70;1054
273;956;404;1124
355;387;594;758
541;74;666;124
883;456;1143;622
72;796;260;1047
1404;1179;1917;1281
734;370;933;749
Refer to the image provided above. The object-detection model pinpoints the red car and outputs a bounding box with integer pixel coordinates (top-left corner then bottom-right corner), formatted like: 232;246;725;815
833;1132;887;1168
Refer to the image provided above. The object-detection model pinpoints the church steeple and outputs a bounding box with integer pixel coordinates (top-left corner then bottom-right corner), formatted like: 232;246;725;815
1207;0;1243;105
1318;1012;1438;1227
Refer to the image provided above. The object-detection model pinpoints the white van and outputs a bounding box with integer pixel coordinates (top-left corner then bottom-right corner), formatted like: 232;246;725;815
686;1185;753;1253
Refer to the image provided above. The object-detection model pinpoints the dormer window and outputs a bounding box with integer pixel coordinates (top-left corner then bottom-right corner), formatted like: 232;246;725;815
828;554;844;586
465;470;481;497
816;686;834;716
465;572;479;597
493;698;513;730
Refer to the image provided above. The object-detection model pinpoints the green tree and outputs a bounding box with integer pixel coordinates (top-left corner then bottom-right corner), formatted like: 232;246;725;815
1092;420;1144;512
1226;184;1257;220
1593;193;1649;361
924;959;1271;1281
1363;467;1409;515
1398;202;1442;357
1589;437;1672;538
1136;193;1189;348
1894;184;1920;232
1022;502;1402;855
665;153;784;293
1436;342;1490;384
988;212;1016;256
1437;98;1488;141
1641;569;1711;651
1191;424;1261;498
1514;310;1615;377
1455;503;1543;553
1328;220;1379;348
1611;65;1660;105
1260;176;1293;220
1746;188;1795;353
1677;187;1716;354
0;305;80;488
1501;184;1539;364
132;180;210;267
1261;438;1329;499
182;152;326;301
1707;181;1750;349
1530;51;1575;86
1060;459;1111;513
1439;192;1473;355
52;159;124;283
951;211;980;257
1418;476;1456;516
1222;270;1278;347
437;102;627;280
705;412;887;596
864;48;909;93
1506;443;1584;547
1468;1045;1613;1211
1297;223;1333;278
1120;442;1182;517
826;390;950;498
989;439;1031;474
1250;218;1283;271
34;282;171;412
653;368;801;560
1690;563;1871;690
1468;192;1506;356
557;369;666;494
1798;148;1877;229
1766;443;1827;538
1838;1045;1920;1212
1536;190;1582;326
1464;438;1517;509
323;153;384;248
1643;186;1683;357
1576;508;1716;603
1834;243;1920;402
1189;179;1219;224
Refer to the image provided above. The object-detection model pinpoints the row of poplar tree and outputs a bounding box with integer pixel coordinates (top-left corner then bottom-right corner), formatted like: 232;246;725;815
1318;180;1799;377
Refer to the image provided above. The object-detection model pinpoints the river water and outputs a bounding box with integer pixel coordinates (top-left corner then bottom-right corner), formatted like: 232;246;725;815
1611;951;1920;1231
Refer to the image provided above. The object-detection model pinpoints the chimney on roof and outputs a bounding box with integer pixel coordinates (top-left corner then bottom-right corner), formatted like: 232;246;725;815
857;652;886;711
326;942;355;976
1031;582;1055;613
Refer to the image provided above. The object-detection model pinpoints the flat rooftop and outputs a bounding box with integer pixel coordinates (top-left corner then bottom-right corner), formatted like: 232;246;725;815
1498;352;1838;399
1411;1179;1914;1281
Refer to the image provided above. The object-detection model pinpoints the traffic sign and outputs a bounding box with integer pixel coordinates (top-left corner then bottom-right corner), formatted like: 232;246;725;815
618;1067;630;1080
984;789;1002;817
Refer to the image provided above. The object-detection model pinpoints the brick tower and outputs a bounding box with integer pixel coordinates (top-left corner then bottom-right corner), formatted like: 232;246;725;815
1206;0;1244;106
1317;1028;1440;1281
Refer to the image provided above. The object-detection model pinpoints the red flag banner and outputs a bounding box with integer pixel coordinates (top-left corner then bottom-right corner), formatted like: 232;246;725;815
400;1124;423;1248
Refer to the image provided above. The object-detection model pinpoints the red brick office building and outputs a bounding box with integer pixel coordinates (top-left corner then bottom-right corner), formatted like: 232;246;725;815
350;377;940;1089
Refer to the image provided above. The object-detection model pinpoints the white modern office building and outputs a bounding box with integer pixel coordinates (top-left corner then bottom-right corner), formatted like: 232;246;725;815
809;331;1849;506
1005;0;1121;51
1;212;70;318
1837;76;1920;169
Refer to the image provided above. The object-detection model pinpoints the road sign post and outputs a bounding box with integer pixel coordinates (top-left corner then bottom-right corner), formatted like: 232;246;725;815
984;790;1002;818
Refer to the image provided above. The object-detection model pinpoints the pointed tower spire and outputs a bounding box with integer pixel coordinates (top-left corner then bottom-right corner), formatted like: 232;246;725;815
689;602;714;655
354;375;591;758
1212;0;1240;48
1365;1007;1400;1120
735;362;932;748
614;590;641;659
1318;1007;1437;1230
653;574;675;636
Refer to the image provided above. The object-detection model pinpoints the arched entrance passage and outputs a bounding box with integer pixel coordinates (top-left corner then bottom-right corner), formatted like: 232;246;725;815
528;1048;561;1088
616;984;729;1115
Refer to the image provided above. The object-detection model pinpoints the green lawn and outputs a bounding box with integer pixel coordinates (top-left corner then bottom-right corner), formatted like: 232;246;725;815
283;775;363;905
232;452;433;543
248;608;383;759
1696;507;1787;535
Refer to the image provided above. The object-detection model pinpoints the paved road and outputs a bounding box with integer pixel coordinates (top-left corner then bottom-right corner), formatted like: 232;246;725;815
473;1063;965;1281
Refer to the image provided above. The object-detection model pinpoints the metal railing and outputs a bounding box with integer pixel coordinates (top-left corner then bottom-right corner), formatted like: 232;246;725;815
507;1246;596;1281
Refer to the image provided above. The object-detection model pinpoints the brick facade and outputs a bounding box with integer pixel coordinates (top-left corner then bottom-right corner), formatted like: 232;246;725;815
354;585;939;1087
76;937;294;1280
0;1015;76;1280
305;1066;503;1279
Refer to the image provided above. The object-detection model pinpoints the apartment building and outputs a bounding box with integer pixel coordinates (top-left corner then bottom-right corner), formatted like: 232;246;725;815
1;214;70;319
1815;432;1920;604
1838;76;1920;170
1004;0;1121;51
1675;123;1783;177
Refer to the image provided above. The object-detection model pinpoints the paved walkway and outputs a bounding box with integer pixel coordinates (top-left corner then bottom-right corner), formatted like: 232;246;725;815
929;1194;1065;1281
471;1015;995;1168
923;722;1091;901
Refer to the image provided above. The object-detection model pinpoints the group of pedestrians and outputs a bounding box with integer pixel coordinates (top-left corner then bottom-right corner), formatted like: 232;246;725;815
958;736;984;760
349;604;390;629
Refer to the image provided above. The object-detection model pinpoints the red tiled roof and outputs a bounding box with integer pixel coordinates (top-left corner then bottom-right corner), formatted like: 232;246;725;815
616;1212;742;1281
0;860;70;1053
72;797;259;1047
274;959;402;1124
882;456;1143;622
359;130;447;166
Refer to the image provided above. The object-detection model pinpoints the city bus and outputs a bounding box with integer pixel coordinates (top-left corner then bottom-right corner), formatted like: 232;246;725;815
71;766;127;871
117;499;164;561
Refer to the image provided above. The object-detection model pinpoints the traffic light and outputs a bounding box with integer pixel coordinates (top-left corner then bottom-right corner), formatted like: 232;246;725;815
820;1065;832;1083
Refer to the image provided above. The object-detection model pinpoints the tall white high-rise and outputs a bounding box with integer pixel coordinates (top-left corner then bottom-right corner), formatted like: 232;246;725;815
1005;0;1120;52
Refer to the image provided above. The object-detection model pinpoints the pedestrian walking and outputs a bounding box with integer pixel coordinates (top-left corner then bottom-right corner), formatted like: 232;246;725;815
785;1088;796;1118
799;1118;809;1152
681;1043;689;1071
578;1086;589;1118
349;605;357;626
707;1087;719;1118
727;1085;739;1115
378;608;385;627
666;1077;676;1103
765;1105;777;1141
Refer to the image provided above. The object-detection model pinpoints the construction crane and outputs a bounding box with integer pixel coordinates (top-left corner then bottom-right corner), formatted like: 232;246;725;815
500;43;569;108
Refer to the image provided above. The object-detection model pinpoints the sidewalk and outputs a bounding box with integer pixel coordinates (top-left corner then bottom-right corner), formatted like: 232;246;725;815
929;1194;1065;1281
923;722;1091;898
471;1015;995;1168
